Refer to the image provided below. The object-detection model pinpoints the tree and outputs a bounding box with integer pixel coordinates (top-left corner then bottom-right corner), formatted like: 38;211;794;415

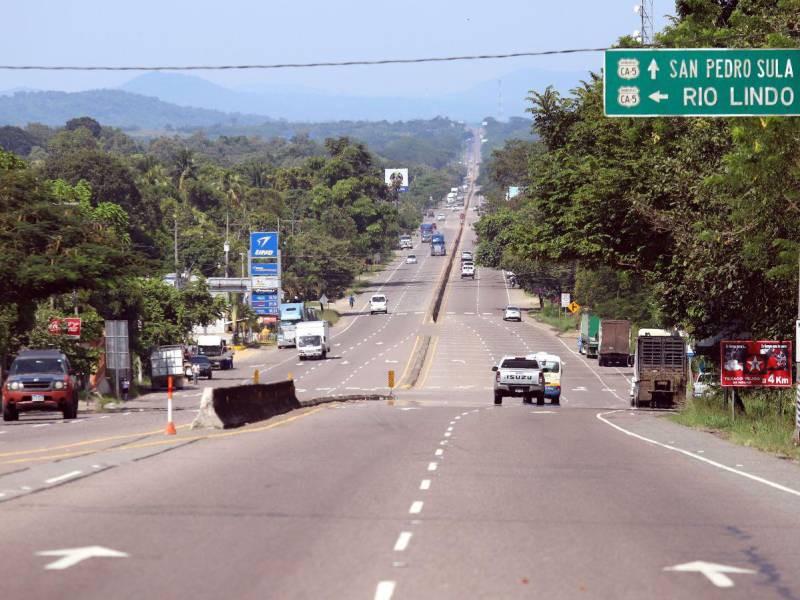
65;116;102;138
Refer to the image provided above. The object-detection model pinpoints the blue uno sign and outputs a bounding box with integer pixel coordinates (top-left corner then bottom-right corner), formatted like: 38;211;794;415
249;232;279;258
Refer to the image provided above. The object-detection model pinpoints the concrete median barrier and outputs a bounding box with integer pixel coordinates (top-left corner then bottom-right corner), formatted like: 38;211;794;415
192;380;300;429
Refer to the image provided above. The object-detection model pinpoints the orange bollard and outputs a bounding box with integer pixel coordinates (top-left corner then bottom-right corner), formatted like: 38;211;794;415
253;369;260;384
287;372;293;381
165;375;176;435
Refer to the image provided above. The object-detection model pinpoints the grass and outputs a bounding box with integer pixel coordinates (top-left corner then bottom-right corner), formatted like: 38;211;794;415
530;302;579;334
670;389;800;461
320;308;341;326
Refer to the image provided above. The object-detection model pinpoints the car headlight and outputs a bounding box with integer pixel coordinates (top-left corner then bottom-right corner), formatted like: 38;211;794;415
8;381;21;390
54;381;65;390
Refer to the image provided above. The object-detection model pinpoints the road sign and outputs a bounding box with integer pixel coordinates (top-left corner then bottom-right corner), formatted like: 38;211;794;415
567;301;581;314
249;232;279;258
605;49;800;117
319;294;329;306
560;293;571;308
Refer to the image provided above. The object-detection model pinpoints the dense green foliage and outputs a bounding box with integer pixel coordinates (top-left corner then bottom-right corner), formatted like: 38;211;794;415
476;0;800;340
0;112;463;373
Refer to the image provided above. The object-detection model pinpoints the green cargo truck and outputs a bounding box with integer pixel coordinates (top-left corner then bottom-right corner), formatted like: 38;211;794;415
580;313;600;358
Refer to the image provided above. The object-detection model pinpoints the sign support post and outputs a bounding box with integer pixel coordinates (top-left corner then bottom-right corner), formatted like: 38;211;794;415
794;255;800;444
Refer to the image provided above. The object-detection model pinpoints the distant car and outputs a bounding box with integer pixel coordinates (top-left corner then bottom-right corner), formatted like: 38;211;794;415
461;251;473;262
406;254;417;264
370;294;388;315
503;306;522;322
437;214;446;221
693;372;717;397
461;263;475;279
186;355;213;380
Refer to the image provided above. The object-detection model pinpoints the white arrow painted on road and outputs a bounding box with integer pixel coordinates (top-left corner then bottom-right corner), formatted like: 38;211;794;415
663;561;755;588
649;91;669;103
648;58;659;79
36;546;129;570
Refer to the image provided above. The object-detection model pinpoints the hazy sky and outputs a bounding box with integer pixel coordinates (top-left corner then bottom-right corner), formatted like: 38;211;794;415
2;1;674;95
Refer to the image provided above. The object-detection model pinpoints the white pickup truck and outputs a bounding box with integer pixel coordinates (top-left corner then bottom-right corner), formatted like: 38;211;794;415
491;355;545;405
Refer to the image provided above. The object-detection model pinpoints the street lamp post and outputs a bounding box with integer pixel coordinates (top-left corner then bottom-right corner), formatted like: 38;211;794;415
224;241;230;278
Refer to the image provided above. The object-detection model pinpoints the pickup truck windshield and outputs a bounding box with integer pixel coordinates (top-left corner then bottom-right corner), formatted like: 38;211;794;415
500;359;538;369
11;358;66;374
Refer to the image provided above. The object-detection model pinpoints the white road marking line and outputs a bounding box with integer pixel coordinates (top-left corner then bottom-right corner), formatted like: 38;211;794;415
375;581;396;600
92;465;102;469
462;411;469;416
454;416;461;420
428;462;438;471
597;410;800;499
21;486;31;491
435;448;444;456
385;360;399;364
32;424;50;428
420;479;431;490
439;440;448;445
376;342;384;345
446;427;453;432
98;415;110;420
444;432;451;437
296;388;307;393
296;363;303;366
409;501;424;514
45;470;83;485
315;387;333;391
393;532;413;551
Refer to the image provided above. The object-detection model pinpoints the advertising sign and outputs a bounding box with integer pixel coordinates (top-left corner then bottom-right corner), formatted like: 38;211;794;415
720;340;792;388
251;277;280;291
251;291;279;316
249;232;279;258
605;49;800;117
384;168;409;192
48;317;82;339
251;262;279;276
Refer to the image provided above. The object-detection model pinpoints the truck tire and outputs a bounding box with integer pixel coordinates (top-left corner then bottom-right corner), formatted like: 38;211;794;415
62;399;77;420
208;372;213;380
536;393;545;406
494;393;503;405
3;403;18;422
598;356;605;367
522;394;532;405
552;395;560;406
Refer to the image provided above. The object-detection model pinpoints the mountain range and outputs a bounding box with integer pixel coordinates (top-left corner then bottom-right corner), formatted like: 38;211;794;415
0;68;587;129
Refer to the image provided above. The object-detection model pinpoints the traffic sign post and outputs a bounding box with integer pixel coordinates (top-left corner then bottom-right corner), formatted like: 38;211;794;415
605;49;800;117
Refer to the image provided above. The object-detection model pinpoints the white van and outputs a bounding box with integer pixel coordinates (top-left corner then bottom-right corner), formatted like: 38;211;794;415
296;321;331;360
369;294;388;315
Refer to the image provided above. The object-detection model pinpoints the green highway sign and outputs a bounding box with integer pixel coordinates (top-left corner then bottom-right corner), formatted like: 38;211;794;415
604;48;800;117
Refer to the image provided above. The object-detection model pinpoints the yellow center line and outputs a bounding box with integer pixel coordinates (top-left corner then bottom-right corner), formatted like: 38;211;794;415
396;335;421;389
1;407;326;465
417;336;440;390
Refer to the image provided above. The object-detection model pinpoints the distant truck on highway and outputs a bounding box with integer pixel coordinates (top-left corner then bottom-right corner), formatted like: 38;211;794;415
431;232;446;256
150;345;188;389
579;313;600;358
630;329;688;409
196;335;234;370
597;319;631;367
399;234;412;250
492;355;545;405
277;303;318;349
296;320;331;360
420;222;434;243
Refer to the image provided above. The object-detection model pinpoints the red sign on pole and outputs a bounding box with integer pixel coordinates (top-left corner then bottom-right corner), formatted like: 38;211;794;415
65;318;82;339
47;318;62;335
721;340;792;388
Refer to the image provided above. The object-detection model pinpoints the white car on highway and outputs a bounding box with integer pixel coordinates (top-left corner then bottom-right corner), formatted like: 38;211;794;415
406;254;417;264
503;306;522;321
437;214;445;221
369;294;388;315
460;262;475;279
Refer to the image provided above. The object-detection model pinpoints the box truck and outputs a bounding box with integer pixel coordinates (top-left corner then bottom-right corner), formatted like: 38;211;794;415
296;321;331;360
598;319;631;366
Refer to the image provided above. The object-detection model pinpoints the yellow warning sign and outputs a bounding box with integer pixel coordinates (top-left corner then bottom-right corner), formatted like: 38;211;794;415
567;301;581;314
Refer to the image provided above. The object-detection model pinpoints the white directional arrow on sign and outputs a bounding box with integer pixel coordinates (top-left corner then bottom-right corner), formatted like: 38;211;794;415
664;561;755;588
649;91;669;103
648;58;660;79
36;546;129;570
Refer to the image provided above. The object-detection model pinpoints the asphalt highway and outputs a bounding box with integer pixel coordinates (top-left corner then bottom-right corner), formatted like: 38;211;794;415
2;136;800;599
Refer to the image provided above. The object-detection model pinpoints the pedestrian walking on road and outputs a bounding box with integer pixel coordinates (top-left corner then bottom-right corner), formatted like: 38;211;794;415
349;295;355;309
577;335;584;354
191;363;200;385
121;377;130;401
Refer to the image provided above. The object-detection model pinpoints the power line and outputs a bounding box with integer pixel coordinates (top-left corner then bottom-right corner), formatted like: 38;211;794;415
0;48;611;71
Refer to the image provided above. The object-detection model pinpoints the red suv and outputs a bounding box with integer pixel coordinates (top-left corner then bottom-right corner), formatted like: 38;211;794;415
2;350;79;421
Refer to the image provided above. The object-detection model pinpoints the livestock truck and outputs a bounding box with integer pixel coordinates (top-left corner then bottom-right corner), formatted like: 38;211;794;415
630;329;688;409
598;319;631;367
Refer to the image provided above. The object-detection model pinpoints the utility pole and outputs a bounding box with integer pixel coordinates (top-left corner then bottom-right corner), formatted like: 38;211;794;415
224;212;230;278
634;0;654;45
173;210;180;288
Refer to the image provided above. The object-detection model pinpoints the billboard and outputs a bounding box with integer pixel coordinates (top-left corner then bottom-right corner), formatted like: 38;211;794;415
720;340;792;388
249;232;279;258
384;168;409;193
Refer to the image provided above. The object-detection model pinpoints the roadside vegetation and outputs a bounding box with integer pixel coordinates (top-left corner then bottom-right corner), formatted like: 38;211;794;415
671;390;800;462
529;302;577;334
0;116;466;372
